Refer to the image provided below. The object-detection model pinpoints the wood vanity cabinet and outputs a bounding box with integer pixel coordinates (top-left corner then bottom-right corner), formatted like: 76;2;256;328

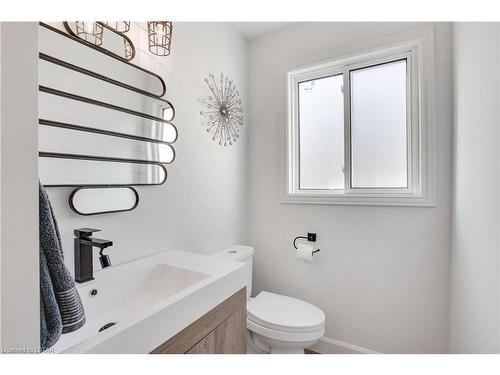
150;287;246;354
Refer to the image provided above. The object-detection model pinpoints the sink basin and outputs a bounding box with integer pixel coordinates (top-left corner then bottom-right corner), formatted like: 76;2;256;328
60;263;209;347
83;263;209;322
51;250;247;353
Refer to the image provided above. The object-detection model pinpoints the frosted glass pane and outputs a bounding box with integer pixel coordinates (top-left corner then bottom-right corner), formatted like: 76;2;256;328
298;75;344;189
350;60;408;188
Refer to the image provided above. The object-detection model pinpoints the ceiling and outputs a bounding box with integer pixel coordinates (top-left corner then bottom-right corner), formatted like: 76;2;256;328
229;22;295;39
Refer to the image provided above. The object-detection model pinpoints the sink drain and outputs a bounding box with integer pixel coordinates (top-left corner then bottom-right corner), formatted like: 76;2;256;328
98;322;117;333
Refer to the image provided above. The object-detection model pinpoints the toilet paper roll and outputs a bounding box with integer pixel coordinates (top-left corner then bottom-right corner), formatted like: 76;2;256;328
296;243;315;262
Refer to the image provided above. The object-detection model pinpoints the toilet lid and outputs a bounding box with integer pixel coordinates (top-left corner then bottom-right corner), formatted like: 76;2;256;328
247;291;325;333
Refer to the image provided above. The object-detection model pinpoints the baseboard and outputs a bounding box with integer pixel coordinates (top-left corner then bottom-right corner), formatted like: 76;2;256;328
308;337;380;354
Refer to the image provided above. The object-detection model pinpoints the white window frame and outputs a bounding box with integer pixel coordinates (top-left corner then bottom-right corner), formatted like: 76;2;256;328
283;27;435;206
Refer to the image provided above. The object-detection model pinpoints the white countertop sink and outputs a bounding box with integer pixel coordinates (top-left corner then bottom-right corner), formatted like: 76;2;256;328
52;250;247;353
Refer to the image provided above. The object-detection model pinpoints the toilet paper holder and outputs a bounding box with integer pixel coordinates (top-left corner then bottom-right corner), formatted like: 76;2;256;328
293;232;320;254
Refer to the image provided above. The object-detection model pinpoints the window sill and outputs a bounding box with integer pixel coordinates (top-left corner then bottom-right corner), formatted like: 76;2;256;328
281;193;435;207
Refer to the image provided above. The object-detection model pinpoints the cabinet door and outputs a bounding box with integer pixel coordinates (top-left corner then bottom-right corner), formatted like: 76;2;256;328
151;288;246;354
186;329;217;354
187;307;246;354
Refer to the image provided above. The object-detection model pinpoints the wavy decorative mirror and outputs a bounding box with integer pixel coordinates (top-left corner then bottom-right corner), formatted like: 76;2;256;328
39;158;167;187
39;91;177;144
38;58;175;119
38;22;176;214
69;187;139;215
39;125;175;164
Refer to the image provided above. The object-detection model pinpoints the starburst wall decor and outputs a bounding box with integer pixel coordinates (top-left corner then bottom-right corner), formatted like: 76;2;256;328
200;73;243;146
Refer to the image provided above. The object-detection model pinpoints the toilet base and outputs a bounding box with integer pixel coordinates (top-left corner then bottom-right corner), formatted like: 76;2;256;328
246;329;316;354
270;348;304;354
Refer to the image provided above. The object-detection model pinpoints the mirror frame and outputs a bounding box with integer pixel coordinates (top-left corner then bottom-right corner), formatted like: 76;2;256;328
38;92;178;144
39;124;176;165
39;85;175;124
69;186;140;215
38;53;172;103
39;156;168;187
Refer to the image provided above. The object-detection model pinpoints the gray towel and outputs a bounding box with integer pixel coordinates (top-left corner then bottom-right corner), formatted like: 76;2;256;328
39;182;86;351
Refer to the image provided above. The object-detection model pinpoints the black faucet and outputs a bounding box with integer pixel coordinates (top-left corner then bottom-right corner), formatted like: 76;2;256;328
74;228;113;283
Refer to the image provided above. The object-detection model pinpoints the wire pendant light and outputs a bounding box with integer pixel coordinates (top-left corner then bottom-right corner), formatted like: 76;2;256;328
73;21;173;58
75;21;104;46
147;22;173;56
104;21;130;33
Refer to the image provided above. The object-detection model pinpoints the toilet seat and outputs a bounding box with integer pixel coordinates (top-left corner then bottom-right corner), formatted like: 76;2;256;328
247;319;325;343
247;291;325;342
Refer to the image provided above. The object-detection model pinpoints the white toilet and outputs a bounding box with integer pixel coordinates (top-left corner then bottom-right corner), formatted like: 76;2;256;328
213;245;325;354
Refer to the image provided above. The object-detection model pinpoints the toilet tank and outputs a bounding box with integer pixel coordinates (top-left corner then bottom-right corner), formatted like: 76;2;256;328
212;245;254;297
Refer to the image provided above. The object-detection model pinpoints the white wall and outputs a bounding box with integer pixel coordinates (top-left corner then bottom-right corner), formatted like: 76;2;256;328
0;22;39;351
248;23;453;353
44;23;249;272
449;22;500;353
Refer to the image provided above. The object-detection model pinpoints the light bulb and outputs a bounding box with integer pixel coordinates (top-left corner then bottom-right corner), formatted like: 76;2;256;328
85;22;96;34
155;24;165;36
